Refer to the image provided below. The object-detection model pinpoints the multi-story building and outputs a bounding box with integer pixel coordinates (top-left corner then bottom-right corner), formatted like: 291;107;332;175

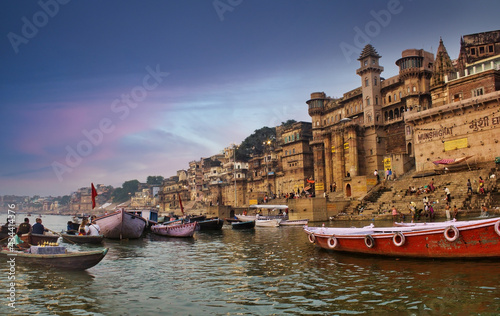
307;30;500;198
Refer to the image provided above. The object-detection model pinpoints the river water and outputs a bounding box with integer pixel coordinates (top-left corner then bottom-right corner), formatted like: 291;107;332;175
1;215;499;315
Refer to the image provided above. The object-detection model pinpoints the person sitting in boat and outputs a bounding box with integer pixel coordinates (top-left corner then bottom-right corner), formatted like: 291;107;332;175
79;219;90;235
7;231;29;250
88;216;101;236
66;221;78;235
17;218;31;235
31;218;48;235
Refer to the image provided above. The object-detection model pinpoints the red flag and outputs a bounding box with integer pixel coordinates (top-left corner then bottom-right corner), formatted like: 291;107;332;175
91;183;98;209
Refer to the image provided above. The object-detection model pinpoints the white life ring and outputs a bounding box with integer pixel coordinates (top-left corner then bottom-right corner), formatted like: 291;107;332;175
392;232;406;247
494;220;500;237
327;236;338;249
444;225;459;242
308;233;316;244
364;235;375;248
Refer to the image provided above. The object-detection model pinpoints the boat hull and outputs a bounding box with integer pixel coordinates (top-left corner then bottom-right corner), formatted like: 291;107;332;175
305;218;500;259
61;234;104;244
0;248;108;270
236;214;256;222
197;218;224;231
231;221;255;229
95;209;147;239
255;218;281;227
21;233;60;245
151;222;197;237
280;219;309;226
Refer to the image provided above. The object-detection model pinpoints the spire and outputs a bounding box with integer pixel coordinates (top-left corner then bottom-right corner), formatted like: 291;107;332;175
431;38;455;87
358;44;381;61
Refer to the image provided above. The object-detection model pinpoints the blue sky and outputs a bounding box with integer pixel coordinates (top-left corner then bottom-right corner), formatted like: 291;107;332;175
1;0;499;196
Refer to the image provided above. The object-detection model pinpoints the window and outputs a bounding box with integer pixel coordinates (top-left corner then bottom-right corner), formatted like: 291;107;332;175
407;87;410;93
372;59;376;65
489;45;494;53
394;93;397;101
365;78;369;87
479;46;485;54
412;86;416;92
399;91;402;99
472;87;484;97
388;95;391;103
366;97;370;106
470;48;476;55
375;97;378;105
292;148;295;154
364;60;368;66
374;77;377;86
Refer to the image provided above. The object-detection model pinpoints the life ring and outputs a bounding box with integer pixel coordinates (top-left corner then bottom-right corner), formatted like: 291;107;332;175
392;232;406;247
308;233;316;244
327;236;338;249
444;225;459;242
494;220;500;237
364;235;375;248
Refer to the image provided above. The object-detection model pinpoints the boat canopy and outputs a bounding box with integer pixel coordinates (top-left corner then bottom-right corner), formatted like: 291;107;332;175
249;204;288;209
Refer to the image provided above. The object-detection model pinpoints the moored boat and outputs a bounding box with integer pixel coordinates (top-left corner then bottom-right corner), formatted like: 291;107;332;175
304;217;500;259
255;217;281;227
0;247;108;270
94;208;147;239
60;233;104;244
280;219;309;226
151;222;197;238
231;220;255;230
21;232;60;245
235;214;256;222
196;218;224;231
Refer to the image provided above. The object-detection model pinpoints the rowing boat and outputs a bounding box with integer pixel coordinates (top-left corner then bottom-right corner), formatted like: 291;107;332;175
94;208;147;239
304;217;500;259
151;222;197;238
60;233;104;244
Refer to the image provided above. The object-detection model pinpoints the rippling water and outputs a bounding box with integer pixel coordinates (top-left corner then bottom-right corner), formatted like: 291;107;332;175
2;215;500;315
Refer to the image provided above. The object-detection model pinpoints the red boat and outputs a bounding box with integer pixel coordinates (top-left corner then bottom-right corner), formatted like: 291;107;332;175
304;217;500;259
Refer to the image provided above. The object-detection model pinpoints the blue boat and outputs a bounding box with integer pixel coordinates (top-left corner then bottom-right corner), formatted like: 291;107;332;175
231;220;255;230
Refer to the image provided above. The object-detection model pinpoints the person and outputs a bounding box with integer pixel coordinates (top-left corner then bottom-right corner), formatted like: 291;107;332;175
391;206;398;222
428;204;435;221
7;231;29;250
453;205;459;220
17;218;31;235
79;219;90;235
31;218;48;235
374;169;379;182
332;182;336;192
478;176;485;194
466;179;473;195
408;201;416;222
386;169;390;180
445;203;451;220
429;178;435;192
444;187;451;203
481;204;489;217
88;216;101;236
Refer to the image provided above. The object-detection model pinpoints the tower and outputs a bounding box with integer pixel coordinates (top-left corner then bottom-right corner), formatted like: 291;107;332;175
356;44;384;126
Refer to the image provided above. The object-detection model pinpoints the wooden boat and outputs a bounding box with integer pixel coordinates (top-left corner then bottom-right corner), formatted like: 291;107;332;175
151;222;197;238
0;247;108;270
21;232;60;245
393;219;457;227
304;217;500;259
196;218;224;231
126;209;159;227
60;233;104;244
94;208;147;239
236;214;256;222
224;217;240;224
231;220;255;230
280;219;309;226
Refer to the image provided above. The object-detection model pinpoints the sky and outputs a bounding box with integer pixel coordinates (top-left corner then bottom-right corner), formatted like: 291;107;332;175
0;0;499;197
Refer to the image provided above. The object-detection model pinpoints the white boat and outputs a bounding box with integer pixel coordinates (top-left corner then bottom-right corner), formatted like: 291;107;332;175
255;216;281;227
280;219;309;226
94;208;147;239
236;214;256;222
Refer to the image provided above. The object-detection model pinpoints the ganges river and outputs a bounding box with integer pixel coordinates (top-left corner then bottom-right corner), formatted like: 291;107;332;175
1;214;500;315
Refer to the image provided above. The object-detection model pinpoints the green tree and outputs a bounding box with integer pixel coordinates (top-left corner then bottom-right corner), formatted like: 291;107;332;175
236;126;276;161
147;176;164;185
112;180;140;203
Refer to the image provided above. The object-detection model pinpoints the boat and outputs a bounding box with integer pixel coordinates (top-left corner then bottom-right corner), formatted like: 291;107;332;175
60;233;104;244
196;218;224;231
280;219;309;226
126;209;159;228
94;208;147;239
231;220;255;230
304;217;500;259
393;219;457;227
21;232;60;245
151;222;197;238
224;217;240;224
236;214;256;222
255;217;281;227
0;247;108;270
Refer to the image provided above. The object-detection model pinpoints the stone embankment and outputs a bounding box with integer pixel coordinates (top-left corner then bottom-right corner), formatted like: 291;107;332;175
333;162;500;221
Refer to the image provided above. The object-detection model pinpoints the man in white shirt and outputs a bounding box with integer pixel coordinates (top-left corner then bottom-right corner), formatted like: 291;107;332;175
88;216;101;236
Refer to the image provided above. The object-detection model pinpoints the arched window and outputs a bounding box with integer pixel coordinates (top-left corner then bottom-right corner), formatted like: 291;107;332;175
365;77;369;87
389;110;394;120
374;77;377;86
366;97;370;106
400;106;404;115
394;108;399;118
394;93;397;101
384;111;388;121
388;95;391;103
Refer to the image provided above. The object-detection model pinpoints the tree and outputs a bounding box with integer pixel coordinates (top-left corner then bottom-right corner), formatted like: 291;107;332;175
112;180;140;203
236;126;276;161
147;176;164;185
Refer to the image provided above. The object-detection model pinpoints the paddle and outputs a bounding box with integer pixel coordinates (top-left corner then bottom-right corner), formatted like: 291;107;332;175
47;228;76;244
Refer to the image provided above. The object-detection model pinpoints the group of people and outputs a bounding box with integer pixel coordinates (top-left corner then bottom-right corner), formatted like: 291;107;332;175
6;217;49;249
67;216;100;236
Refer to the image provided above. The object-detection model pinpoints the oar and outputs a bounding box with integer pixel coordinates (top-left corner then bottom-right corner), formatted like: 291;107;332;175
47;228;76;244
